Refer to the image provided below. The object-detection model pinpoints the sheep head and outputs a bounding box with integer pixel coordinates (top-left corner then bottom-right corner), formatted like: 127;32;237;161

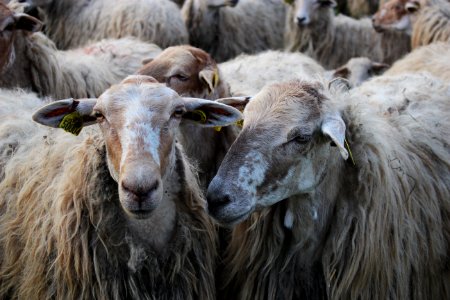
138;45;228;100
290;0;336;26
206;80;348;226
372;0;419;34
206;0;239;8
0;3;41;73
33;75;242;219
330;57;389;87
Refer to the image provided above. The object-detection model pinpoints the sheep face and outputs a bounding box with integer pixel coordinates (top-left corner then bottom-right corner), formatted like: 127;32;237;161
138;45;223;99
207;80;348;226
372;0;418;34
290;0;336;26
330;57;389;87
33;75;242;219
0;4;41;73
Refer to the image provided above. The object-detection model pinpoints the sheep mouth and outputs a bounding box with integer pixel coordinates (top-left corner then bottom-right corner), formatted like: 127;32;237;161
125;208;154;219
213;209;252;227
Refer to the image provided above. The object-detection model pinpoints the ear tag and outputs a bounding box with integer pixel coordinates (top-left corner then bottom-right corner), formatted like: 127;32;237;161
214;126;222;132
284;0;294;4
235;119;244;128
59;111;83;136
212;71;219;88
192;110;207;124
344;139;356;166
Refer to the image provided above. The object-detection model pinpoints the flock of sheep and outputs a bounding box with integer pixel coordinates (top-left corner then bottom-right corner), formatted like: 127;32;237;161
0;0;449;299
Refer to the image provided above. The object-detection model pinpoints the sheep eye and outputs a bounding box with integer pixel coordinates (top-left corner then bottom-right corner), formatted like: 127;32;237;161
293;134;312;144
172;107;185;118
172;74;189;82
93;111;104;119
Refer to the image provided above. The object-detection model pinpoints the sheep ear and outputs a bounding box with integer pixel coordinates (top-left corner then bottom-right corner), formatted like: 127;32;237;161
199;68;220;94
332;66;350;79
32;98;98;136
182;97;243;127
216;96;251;112
405;0;420;13
13;13;42;32
371;62;390;74
321;113;348;160
141;57;154;65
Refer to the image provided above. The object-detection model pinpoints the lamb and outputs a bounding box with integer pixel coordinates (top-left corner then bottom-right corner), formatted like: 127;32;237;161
372;0;450;48
0;75;243;299
138;45;237;188
206;74;450;299
284;0;410;68
181;0;286;62
20;0;188;49
384;42;450;81
325;57;390;87
0;4;162;99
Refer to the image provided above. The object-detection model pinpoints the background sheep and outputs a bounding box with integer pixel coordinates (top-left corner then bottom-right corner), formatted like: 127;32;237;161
336;0;380;18
372;0;450;48
0;5;161;99
20;0;188;49
384;42;450;81
284;0;410;68
207;74;450;299
0;75;243;299
325;57;390;87
182;0;286;62
138;45;237;189
219;50;325;95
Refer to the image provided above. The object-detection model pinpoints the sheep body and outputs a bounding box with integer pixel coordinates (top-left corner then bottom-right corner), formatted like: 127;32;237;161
31;0;188;49
219;50;325;96
214;73;450;299
385;42;450;81
0;86;217;300
0;31;161;99
182;0;286;62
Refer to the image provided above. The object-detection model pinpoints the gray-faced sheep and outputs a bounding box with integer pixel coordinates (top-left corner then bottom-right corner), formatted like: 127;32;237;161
284;0;410;67
372;0;450;48
0;75;243;299
0;4;161;99
385;42;450;81
138;45;238;189
20;0;188;49
325;57;390;87
207;74;450;299
182;0;286;62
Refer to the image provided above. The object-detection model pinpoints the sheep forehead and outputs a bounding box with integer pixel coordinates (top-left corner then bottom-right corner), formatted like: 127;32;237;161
157;47;204;75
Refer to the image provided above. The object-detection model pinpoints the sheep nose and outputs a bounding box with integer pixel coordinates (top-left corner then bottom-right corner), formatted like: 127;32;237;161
297;17;307;25
206;187;232;216
121;180;159;203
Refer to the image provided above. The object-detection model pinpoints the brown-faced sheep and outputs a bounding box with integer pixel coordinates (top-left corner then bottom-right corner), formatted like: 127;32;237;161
0;4;161;99
182;0;286;62
206;74;450;299
284;0;410;67
138;45;237;189
325;57;390;87
385;42;450;81
372;0;450;48
0;75;243;299
20;0;188;49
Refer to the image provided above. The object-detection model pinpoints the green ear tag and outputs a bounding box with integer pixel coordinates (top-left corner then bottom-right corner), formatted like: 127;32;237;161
236;119;244;128
58;111;83;136
192;110;207;124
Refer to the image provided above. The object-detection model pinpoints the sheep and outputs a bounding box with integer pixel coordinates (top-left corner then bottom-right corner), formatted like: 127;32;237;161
219;50;325;96
0;4;162;99
20;0;188;50
336;0;380;18
0;75;244;299
206;74;450;299
372;0;450;48
384;42;450;81
284;0;410;68
181;0;286;62
325;57;390;87
138;45;237;189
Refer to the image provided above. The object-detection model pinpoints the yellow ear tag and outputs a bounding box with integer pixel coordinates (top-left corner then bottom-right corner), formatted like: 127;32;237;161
192;110;207;124
235;119;244;128
59;111;83;136
344;138;356;166
212;71;219;88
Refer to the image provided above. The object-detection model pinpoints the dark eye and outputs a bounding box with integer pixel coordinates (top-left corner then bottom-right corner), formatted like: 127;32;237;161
171;74;189;82
172;107;186;118
292;134;312;144
93;110;104;120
